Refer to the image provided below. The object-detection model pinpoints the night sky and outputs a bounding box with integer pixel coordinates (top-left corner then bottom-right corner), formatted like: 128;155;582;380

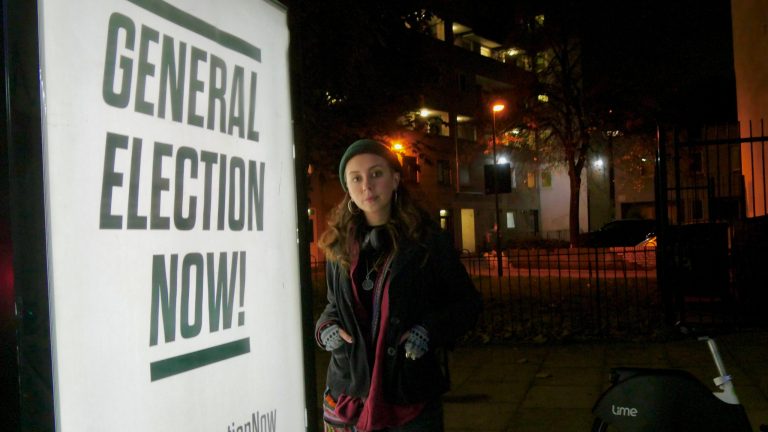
460;0;737;125
580;0;737;125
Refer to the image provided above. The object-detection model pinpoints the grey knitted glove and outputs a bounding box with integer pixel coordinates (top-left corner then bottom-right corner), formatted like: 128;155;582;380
404;325;429;360
320;324;344;351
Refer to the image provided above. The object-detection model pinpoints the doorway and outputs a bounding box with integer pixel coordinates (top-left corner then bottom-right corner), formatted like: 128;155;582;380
460;208;476;253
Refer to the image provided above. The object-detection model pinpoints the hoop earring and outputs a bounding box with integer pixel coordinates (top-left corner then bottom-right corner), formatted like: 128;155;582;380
347;200;360;214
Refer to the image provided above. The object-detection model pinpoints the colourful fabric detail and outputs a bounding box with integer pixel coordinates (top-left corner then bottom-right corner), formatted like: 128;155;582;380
323;389;355;430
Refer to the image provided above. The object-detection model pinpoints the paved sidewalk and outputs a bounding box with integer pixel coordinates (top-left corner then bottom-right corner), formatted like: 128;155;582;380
315;329;768;431
442;330;768;431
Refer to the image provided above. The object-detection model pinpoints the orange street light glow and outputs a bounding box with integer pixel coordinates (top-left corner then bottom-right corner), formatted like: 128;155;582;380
392;142;405;152
492;104;505;112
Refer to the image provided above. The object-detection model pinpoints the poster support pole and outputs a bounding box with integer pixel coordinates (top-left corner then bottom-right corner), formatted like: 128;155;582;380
288;4;319;429
4;1;56;430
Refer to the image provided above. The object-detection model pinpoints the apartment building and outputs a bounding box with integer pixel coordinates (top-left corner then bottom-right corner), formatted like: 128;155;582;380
307;7;588;260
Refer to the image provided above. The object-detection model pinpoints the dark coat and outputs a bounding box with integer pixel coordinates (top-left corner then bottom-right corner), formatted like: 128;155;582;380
315;229;482;405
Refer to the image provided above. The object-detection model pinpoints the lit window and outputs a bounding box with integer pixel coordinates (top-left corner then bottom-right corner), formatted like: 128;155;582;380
439;209;449;230
538;94;549;103
527;172;536;188
511;167;517;189
506;211;516;229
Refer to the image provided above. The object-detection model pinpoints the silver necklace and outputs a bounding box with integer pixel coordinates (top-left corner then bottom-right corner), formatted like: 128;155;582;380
362;258;376;291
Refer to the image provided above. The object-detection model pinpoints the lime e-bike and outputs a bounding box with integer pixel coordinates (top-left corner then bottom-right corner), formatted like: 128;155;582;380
591;328;762;431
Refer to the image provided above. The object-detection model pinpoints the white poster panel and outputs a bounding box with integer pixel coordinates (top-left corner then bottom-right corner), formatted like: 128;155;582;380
38;0;305;430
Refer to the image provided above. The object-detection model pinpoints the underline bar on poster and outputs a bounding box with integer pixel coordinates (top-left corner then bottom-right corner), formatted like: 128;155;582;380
150;337;251;381
126;0;261;62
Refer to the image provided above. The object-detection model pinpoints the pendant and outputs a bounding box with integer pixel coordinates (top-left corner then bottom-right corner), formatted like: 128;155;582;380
362;277;374;291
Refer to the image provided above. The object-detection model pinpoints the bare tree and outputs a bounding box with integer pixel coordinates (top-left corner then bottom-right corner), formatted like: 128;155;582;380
517;8;593;244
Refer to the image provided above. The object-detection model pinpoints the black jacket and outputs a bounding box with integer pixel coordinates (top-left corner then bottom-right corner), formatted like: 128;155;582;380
316;229;482;404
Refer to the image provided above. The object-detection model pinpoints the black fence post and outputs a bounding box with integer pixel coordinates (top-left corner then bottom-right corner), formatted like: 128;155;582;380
673;128;684;225
593;246;602;335
655;126;676;325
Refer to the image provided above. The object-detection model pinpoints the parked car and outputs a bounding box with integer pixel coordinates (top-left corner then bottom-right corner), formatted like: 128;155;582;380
612;234;657;269
577;219;656;247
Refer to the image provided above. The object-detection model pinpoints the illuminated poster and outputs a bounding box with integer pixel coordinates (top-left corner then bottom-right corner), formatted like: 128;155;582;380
38;0;305;430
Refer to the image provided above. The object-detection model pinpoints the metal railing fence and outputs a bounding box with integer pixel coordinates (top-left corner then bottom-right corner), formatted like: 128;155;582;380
308;246;662;342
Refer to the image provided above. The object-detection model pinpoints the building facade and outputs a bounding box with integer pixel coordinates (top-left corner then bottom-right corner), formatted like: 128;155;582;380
731;0;768;218
306;10;562;260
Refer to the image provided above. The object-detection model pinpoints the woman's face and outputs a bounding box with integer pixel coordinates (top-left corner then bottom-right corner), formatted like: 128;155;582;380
345;153;400;226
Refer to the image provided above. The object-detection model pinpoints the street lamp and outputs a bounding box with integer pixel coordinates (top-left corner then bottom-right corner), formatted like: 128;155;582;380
491;103;505;277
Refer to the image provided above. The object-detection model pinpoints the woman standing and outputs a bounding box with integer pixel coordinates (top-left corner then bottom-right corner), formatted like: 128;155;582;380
315;139;482;431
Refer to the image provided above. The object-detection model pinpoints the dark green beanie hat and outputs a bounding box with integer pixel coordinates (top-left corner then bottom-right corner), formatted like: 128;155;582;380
338;139;402;191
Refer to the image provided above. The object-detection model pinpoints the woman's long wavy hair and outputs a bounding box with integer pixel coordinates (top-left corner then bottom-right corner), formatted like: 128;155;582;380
318;184;433;269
